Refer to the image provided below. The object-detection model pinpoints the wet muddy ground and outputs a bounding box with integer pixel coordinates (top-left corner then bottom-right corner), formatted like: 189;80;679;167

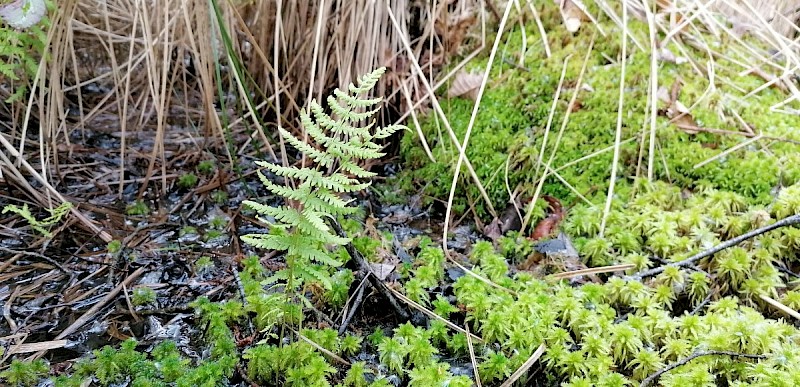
0;123;483;382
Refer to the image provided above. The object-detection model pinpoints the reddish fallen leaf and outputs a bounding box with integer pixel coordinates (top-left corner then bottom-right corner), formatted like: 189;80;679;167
530;195;565;241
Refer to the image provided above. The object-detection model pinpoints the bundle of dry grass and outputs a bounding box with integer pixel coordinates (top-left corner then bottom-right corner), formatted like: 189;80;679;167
0;0;485;239
0;0;797;240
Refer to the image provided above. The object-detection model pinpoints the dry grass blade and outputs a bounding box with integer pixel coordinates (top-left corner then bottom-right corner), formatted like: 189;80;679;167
465;323;482;387
0;134;111;242
7;340;68;355
525;0;551;58
599;0;628;237
499;343;546;387
400;81;435;162
442;0;514;251
57;267;147;341
643;0;658;180
393;46;486;125
549;263;636;280
522;35;595;232
295;329;351;366
760;294;800;321
386;285;484;343
386;1;498;219
693;134;764;169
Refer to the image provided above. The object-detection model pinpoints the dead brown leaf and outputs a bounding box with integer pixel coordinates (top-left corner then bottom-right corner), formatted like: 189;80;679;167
447;70;483;100
558;0;588;33
657;79;700;134
435;8;477;55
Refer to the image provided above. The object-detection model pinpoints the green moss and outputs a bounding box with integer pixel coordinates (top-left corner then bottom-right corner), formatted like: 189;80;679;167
177;173;199;189
197;160;216;175
1;359;48;386
131;287;157;306
394;0;800;220
126;200;150;216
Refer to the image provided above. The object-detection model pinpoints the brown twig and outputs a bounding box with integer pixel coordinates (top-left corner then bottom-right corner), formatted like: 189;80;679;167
640;350;766;386
56;266;147;340
0;246;68;274
329;220;409;320
338;274;368;335
627;214;800;280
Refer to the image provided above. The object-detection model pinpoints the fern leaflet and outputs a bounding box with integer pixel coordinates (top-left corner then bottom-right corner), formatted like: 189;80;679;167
242;67;405;292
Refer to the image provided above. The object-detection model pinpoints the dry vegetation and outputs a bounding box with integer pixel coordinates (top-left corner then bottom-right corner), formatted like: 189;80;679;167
1;0;800;385
0;0;486;241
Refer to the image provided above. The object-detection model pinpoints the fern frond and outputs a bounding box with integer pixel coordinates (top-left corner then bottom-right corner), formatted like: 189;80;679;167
0;63;19;80
308;102;374;141
291;245;343;268
373;124;406;139
301;210;331;233
348;67;385;94
240;233;294;251
262;270;290;286
321;173;371;192
252;175;314;203
328;94;378;121
241;66;407;292
307;188;354;209
299;112;384;160
277;126;334;168
338;161;376;178
325;138;385;160
4;85;26;103
333;88;382;109
295;265;332;289
257;163;332;186
242;200;298;222
302;197;357;217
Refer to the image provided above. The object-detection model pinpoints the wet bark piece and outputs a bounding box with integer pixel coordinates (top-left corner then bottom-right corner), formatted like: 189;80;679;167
483;198;527;242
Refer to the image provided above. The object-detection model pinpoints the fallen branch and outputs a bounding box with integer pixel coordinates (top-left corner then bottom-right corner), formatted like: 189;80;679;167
55;266;147;340
627;214;800;281
330;220;410;320
338;274;368;334
27;266;147;360
640;350;766;386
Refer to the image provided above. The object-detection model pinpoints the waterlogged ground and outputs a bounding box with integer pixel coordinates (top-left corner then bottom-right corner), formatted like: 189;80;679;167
3;2;800;386
0;123;486;385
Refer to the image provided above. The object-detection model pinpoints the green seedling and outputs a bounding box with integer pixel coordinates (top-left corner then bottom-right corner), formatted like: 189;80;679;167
178;173;199;189
198;159;216;175
131;287;157;306
126;200;150;216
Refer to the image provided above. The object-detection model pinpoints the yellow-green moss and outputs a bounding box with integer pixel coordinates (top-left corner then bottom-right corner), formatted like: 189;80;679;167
395;1;800;219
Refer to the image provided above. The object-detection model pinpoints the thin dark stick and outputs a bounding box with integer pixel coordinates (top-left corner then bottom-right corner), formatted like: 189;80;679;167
338;275;368;334
330;220;410;320
231;264;255;336
0;246;68;273
688;292;714;316
628;214;800;280
237;364;261;387
640;350;767;386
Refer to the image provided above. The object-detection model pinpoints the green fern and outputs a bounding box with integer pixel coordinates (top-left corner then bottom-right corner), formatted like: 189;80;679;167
242;67;405;290
0;0;50;103
2;201;71;237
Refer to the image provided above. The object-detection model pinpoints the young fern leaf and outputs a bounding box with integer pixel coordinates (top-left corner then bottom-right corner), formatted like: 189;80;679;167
242;67;405;291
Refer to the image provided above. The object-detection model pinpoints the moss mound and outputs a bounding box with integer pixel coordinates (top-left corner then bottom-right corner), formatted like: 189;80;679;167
396;1;800;219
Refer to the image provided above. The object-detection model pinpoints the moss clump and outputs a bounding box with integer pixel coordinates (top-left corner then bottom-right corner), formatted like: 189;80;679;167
394;1;800;219
378;178;800;385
